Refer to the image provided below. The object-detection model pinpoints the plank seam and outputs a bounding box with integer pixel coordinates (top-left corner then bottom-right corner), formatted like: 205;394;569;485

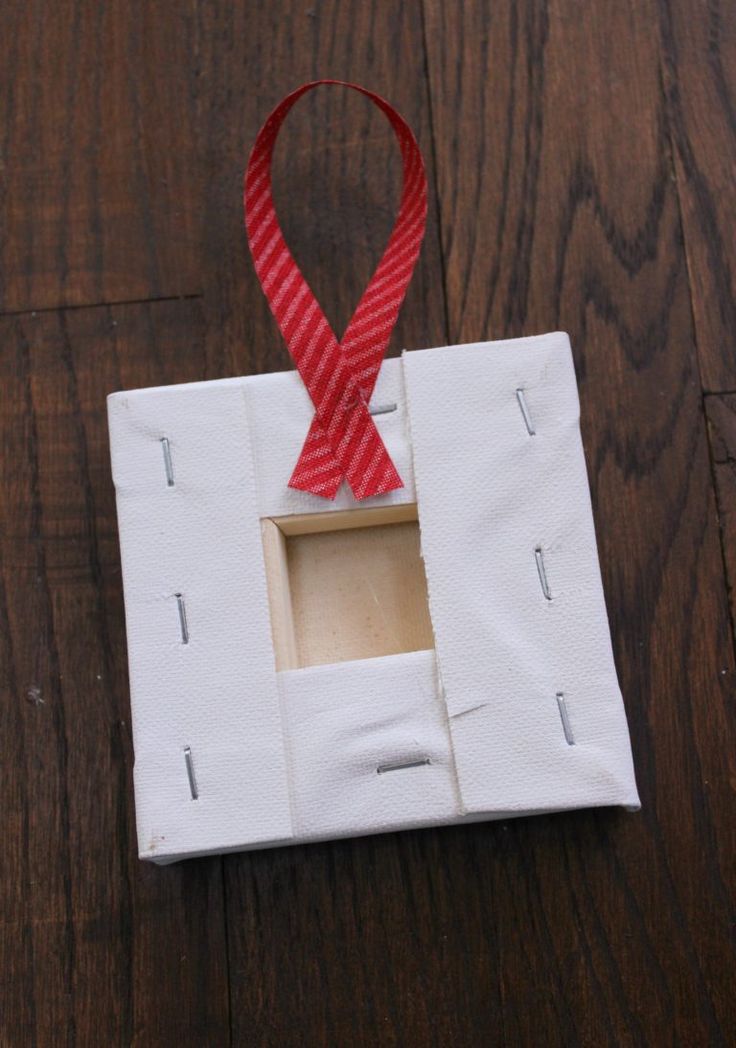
419;0;451;346
656;31;736;660
0;293;202;320
703;392;736;652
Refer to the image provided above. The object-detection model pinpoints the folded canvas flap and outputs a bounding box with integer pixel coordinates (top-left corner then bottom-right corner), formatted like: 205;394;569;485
244;358;416;519
403;333;639;815
278;649;459;842
108;382;294;862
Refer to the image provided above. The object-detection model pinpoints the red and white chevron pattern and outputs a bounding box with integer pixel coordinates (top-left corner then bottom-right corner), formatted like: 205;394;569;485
244;80;428;500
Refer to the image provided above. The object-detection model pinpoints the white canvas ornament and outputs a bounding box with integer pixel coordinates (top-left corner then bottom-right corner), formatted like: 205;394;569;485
108;80;639;864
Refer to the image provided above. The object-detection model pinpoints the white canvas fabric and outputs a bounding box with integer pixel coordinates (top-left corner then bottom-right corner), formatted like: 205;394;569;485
108;332;639;864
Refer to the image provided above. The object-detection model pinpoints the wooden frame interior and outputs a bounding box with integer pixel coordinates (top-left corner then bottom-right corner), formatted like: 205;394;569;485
261;503;435;670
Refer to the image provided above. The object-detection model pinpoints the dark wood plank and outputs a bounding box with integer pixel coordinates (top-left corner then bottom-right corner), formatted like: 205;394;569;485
706;394;736;640
2;1;734;1045
659;0;736;391
195;0;448;382
424;1;736;1045
0;299;230;1046
0;1;200;313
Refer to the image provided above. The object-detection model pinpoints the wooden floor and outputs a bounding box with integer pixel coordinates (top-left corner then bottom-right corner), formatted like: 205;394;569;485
2;2;735;1045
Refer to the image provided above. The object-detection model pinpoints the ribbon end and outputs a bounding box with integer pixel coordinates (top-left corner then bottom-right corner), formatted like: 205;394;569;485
287;471;343;501
351;466;404;501
287;466;404;502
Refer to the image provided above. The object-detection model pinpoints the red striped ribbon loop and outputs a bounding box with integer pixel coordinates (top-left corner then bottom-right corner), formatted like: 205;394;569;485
244;80;428;500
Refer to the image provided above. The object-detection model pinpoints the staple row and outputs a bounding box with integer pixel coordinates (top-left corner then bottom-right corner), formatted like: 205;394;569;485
517;390;575;744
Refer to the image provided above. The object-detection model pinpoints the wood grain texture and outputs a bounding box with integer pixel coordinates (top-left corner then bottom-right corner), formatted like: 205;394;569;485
424;1;736;1044
659;0;736;390
0;301;230;1046
0;1;200;312
706;393;736;639
1;0;734;1045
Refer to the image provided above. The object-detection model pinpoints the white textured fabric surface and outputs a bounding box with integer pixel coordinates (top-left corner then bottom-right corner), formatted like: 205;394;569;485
108;332;639;863
279;649;459;841
108;383;293;862
404;334;639;815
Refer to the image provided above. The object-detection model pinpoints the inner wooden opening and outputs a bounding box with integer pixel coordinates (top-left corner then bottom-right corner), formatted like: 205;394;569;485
261;504;434;670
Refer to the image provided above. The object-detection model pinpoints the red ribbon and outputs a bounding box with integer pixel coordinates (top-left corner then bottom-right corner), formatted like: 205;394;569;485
244;80;428;500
